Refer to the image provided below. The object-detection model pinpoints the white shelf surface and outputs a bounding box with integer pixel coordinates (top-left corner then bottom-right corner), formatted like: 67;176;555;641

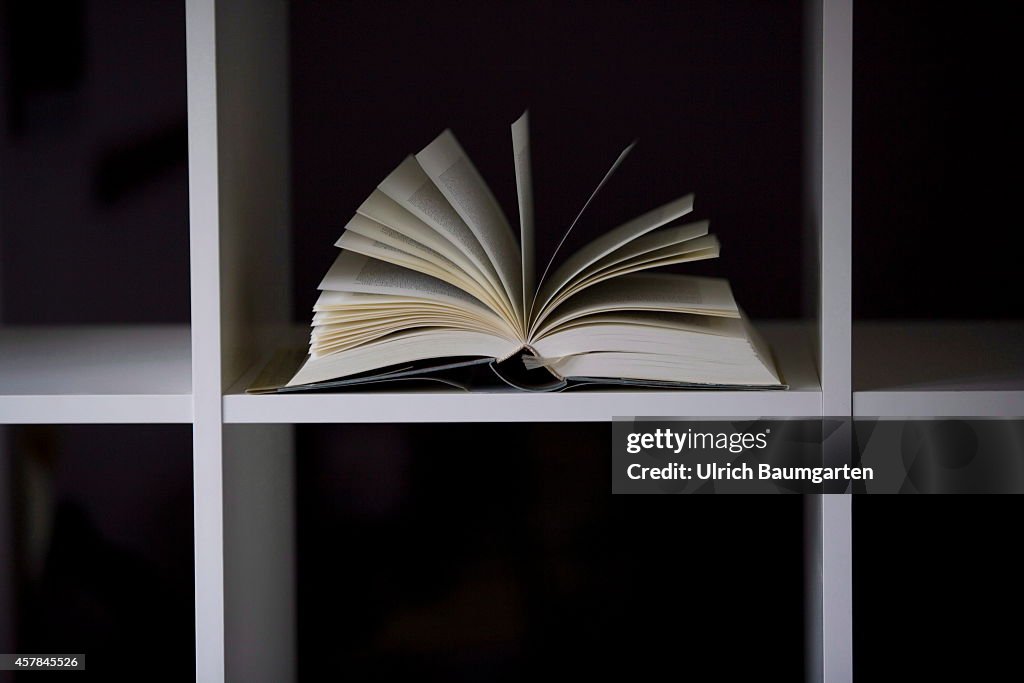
222;322;821;423
0;325;193;423
853;321;1024;417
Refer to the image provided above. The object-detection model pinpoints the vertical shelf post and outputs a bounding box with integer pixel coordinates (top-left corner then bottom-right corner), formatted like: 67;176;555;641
821;3;852;417
188;1;295;681
821;0;853;675
186;1;226;680
807;1;853;682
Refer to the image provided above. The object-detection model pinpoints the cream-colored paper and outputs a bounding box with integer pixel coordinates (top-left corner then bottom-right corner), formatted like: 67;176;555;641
511;111;535;316
416;130;524;326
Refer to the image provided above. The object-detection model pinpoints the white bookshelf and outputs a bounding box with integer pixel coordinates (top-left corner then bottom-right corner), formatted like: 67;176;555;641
14;1;1024;682
202;0;843;677
185;0;846;675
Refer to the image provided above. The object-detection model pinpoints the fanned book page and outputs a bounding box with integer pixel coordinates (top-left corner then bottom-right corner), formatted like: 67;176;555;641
248;114;785;393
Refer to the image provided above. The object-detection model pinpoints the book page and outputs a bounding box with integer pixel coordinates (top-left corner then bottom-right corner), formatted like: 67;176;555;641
538;310;745;337
549;226;715;307
312;314;511;357
314;304;478;323
415;130;524;325
313;291;496;323
582;220;710;276
337;218;516;321
320;251;491;311
546;350;781;386
586;245;719;283
376;157;510;305
314;289;471;311
587;235;718;279
531;320;750;359
314;310;494;337
356;189;507;306
511;111;535;316
343;215;467;274
532;239;721;328
314;315;487;338
530;193;695;333
531;272;738;340
337;231;495;304
608;238;717;270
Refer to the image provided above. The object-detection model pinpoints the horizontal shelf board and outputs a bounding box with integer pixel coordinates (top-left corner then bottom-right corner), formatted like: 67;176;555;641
224;389;822;423
853;391;1024;418
854;322;1024;417
0;325;192;423
223;322;821;422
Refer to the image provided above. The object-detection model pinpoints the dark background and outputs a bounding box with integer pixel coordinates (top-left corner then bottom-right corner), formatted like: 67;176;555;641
289;0;805;321
852;498;1023;680
3;0;1021;322
1;1;1022;681
0;0;190;324
852;2;1024;319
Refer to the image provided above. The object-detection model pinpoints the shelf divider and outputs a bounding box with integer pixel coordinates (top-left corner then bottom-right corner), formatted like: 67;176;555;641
810;1;853;682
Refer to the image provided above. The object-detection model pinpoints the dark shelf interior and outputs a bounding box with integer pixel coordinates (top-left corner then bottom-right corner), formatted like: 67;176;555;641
289;0;807;323
1;424;195;681
295;423;806;680
853;1;1024;320
0;1;189;325
853;496;1023;680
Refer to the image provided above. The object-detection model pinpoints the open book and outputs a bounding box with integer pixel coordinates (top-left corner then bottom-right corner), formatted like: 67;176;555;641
252;113;784;393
